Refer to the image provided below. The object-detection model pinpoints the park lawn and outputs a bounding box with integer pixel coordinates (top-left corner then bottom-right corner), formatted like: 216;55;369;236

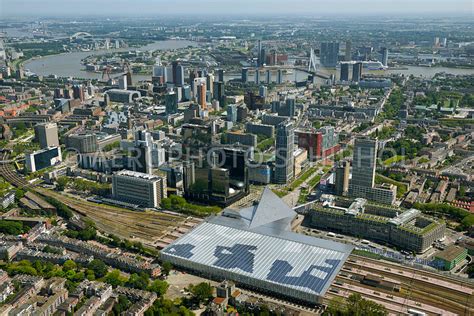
383;155;406;166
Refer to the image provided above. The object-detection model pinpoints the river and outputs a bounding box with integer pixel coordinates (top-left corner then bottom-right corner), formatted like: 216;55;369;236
24;40;474;81
24;40;199;81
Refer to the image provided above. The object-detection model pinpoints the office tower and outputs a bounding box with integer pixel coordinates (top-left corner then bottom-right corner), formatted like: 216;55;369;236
213;81;225;104
166;66;174;84
210;168;230;196
175;64;185;86
197;82;207;109
345;40;352;61
277;69;283;84
118;75;128;90
434;37;440;47
66;133;98;153
335;160;350;196
265;70;271;84
271;100;281;113
320;42;340;68
34;122;59;149
25;147;62;173
348;137;396;204
296;126;339;160
236;104;248;122
255;70;260;84
133;130;153;175
352;62;363;82
72;84;84;101
206;73;215;95
172;61;179;85
182;85;191;101
183;161;195;192
227;104;237;123
351;137;377;188
153;65;167;84
112;170;167;208
217;69;225;82
242;68;249;83
219;147;249;193
340;63;350;81
381;47;389;67
259;86;268;98
274;121;294;184
257;40;263;66
165;91;178;115
115;40;120;49
442;38;447;47
278;98;296;117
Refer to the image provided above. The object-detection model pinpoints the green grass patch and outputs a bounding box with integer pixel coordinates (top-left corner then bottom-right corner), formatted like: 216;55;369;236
375;173;407;198
383;155;405;166
288;167;317;191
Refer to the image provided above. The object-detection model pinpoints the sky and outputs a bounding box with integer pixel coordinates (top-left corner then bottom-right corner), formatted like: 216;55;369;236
1;0;473;17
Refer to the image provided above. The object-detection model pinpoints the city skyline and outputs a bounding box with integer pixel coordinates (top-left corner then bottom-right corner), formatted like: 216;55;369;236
1;0;473;17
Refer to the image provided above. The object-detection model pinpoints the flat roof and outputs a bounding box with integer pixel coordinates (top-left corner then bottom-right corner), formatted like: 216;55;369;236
435;245;467;262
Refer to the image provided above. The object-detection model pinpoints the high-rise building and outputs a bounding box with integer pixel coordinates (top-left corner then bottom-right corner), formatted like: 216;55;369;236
34;123;59;149
345;40;352;61
226;104;237;123
348;137;397;205
212;81;225;104
132;130;153;175
206;73;215;95
119;75;128;90
381;47;389;67
265;70;271;84
183;161;195;192
241;68;249;83
165;91;178;115
257;40;264;67
255;70;260;84
66;133;98;153
210;167;230;196
296;126;340;160
274;121;294;184
152;65;167;84
112;170;167;208
217;69;225;82
259;86;268;98
335;160;350;196
25;147;62;173
320;42;339;68
351;137;377;188
197;82;207;109
277;69;283;84
352;62;363;82
340;63;350;81
278;98;296;117
175;64;185;86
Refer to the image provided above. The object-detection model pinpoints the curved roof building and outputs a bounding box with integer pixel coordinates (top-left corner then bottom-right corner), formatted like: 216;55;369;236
160;187;353;305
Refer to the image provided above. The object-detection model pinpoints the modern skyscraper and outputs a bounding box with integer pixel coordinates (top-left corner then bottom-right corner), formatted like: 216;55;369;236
274;121;294;184
133;130;153;175
335;160;350;196
213;81;225;104
266;70;271;84
241;68;248;83
175;64;185;86
351;137;377;189
118;75;128;90
198;82;207;109
34;122;59;149
183;161;195;192
165;91;178;115
348;137;397;204
352;62;363;82
206;73;215;95
226;104;237;123
217;69;225;82
320;42;340;68
345;40;352;61
255;70;260;84
340;62;350;81
257;40;264;67
277;69;283;84
381;47;389;67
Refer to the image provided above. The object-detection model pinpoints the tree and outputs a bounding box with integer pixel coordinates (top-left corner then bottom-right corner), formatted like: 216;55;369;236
88;259;108;279
104;270;126;287
63;260;77;272
56;176;69;191
126;273;149;290
189;282;213;304
148;279;169;296
161;262;172;277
